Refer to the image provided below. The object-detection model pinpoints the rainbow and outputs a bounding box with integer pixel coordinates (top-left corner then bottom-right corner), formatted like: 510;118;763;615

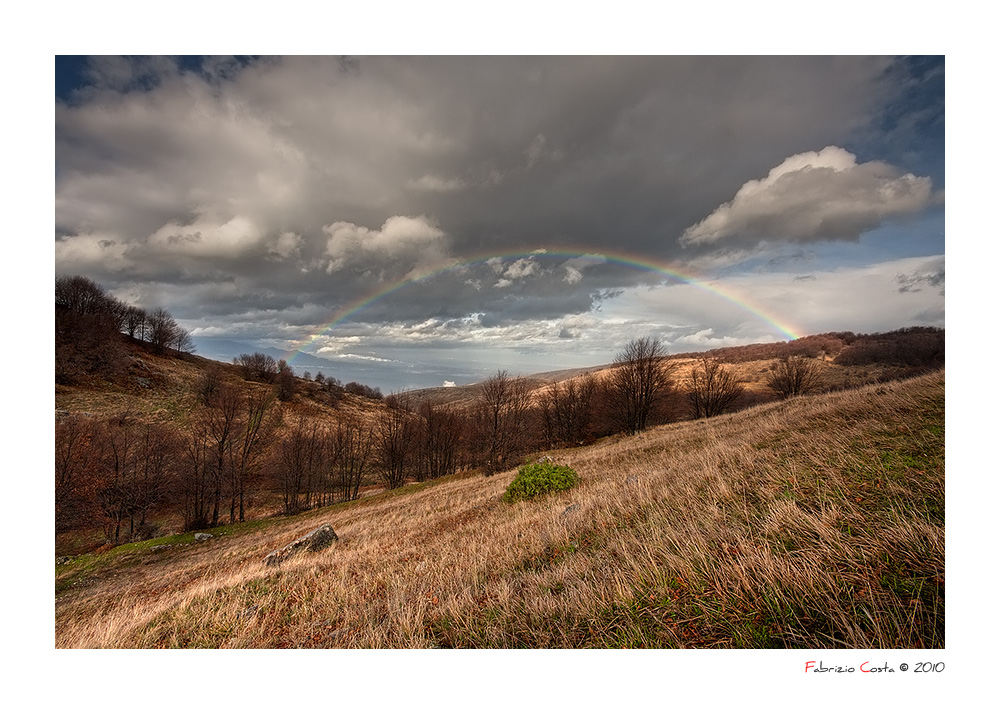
285;248;802;365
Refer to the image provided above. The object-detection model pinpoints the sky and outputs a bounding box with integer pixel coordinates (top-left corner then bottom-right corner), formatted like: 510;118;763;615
54;55;945;390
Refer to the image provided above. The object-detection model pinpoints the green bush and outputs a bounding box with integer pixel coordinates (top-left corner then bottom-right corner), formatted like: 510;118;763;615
502;459;579;503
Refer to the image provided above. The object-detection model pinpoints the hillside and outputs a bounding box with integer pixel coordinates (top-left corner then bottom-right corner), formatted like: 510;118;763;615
56;326;944;554
55;370;944;648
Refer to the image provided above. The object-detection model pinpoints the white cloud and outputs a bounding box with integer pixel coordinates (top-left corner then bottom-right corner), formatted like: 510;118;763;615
267;231;303;260
681;146;938;248
493;257;541;288
504;258;540;279
148;214;264;258
55;232;132;272
563;266;583;284
323;215;451;273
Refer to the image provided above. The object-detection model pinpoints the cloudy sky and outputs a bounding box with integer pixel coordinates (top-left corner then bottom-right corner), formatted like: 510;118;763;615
54;55;944;390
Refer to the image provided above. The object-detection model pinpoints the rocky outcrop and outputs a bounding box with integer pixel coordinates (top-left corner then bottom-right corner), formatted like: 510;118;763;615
264;524;339;566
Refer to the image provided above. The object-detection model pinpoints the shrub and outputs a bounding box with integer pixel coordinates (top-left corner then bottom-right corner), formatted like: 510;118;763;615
501;459;579;503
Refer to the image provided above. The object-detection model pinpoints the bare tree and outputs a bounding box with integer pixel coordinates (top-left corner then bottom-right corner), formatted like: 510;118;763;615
55;275;127;382
473;370;531;475
275;359;296;401
56;414;102;533
225;387;279;522
606;337;674;434
330;418;374;502
277;416;327;514
177;425;214;530
417;401;463;479
233;353;278;382
766;356;822;399
540;375;597;447
122;304;147;340
146;307;182;353
129;422;180;538
686;357;745;418
375;396;420;489
202;384;242;526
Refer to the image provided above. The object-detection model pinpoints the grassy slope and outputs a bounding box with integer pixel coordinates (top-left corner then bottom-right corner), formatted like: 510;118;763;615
55;370;944;649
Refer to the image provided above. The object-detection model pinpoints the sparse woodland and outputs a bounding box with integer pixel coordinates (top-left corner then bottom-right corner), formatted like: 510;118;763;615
55;276;945;552
55;277;945;649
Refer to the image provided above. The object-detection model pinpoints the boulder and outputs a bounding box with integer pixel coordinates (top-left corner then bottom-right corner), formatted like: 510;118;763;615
194;533;212;541
264;524;338;566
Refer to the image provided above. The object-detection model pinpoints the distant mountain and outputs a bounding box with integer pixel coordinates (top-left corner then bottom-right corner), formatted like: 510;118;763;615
192;338;390;389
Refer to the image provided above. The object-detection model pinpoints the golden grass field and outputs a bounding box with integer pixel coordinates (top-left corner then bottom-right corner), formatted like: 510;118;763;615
55;369;944;649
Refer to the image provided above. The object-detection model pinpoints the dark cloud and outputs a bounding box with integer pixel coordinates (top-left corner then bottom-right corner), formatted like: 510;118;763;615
54;56;945;387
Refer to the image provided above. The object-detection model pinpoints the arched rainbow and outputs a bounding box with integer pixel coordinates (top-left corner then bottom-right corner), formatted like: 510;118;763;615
285;248;802;365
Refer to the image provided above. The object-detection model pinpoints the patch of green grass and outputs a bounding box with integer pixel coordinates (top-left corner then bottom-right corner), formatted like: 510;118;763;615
501;459;579;503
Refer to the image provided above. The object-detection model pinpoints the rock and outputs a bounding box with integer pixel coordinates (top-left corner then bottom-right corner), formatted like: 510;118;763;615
56;556;72;565
194;533;212;541
625;475;638;485
561;503;580;517
264;524;339;566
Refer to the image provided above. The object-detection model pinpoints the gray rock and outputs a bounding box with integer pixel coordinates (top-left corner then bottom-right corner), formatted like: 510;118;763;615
561;503;580;517
56;556;72;565
194;533;212;541
264;524;339;566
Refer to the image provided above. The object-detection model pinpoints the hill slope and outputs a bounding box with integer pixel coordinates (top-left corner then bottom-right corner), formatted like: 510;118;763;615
55;370;944;648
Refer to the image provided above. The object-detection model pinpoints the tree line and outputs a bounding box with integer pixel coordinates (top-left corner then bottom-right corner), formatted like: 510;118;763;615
55;277;943;549
56;275;193;384
55;332;842;547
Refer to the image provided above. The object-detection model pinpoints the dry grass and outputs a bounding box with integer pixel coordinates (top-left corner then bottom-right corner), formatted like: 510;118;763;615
55;370;944;648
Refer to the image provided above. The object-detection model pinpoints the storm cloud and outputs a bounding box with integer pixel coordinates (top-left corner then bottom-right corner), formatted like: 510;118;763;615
55;56;945;389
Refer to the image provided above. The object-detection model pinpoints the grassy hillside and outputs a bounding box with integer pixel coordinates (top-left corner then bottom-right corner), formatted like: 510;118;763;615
55;370;944;648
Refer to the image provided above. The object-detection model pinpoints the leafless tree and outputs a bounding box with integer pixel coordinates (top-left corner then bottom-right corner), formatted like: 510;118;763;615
540;375;597;447
606;337;675;434
55;275;127;382
766;356;822;399
98;412;139;543
233;352;279;382
330;418;374;502
224;387;279;522
275;359;296;401
56;414;102;533
277;416;327;514
178;425;214;530
375;396;420;489
122;304;147;340
418;401;463;479
146;307;184;354
473;370;531;475
130;422;179;537
686;357;745;418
